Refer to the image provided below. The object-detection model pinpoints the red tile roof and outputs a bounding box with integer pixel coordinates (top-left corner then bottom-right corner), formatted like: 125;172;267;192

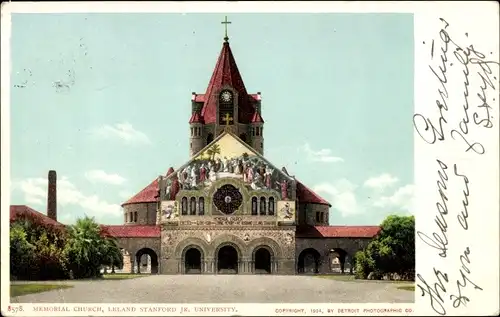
296;225;381;238
296;181;331;206
122;179;159;206
250;111;265;123
10;205;64;227
200;41;257;124
188;111;203;124
100;225;161;238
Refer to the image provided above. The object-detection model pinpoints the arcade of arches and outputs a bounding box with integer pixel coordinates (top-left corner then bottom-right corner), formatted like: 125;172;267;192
115;240;360;275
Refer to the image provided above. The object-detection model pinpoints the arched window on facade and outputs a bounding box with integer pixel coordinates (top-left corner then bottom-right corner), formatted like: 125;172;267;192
134;211;138;222
181;197;188;215
198;197;205;215
260;197;267;215
268;197;275;216
190;197;197;215
251;197;258;215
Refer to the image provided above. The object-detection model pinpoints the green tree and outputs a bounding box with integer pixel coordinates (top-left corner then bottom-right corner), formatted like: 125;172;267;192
64;216;107;278
101;237;124;274
10;214;69;280
10;223;35;280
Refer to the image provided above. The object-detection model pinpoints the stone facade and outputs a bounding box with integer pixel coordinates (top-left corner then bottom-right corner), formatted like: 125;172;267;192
160;227;296;274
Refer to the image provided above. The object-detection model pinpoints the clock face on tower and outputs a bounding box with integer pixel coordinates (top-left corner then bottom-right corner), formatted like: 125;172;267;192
220;90;233;103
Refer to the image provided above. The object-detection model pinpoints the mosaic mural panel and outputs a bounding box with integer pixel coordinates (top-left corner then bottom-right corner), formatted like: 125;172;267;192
163;133;293;200
277;200;296;223
160;200;179;222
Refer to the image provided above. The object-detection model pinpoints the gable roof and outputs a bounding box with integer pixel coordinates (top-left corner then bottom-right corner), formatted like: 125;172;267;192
296;225;381;238
10;205;64;227
199;40;258;124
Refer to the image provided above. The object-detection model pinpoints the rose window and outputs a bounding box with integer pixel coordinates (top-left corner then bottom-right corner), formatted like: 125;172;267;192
213;184;243;215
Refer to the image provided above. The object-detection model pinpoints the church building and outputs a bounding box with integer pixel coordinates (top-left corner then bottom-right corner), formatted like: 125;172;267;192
11;23;381;275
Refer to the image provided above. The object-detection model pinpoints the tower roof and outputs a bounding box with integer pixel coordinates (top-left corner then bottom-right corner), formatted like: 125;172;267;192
188;111;203;124
250;111;265;123
200;41;256;124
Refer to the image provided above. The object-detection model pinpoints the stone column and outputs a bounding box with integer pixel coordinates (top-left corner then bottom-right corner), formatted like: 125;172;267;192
241;258;251;274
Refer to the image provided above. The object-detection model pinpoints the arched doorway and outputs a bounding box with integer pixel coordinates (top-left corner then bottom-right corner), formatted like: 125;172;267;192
329;248;349;274
254;247;272;274
135;248;159;274
184;247;203;274
297;248;321;274
217;245;239;274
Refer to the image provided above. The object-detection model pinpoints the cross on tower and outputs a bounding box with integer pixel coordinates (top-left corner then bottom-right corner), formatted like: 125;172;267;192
222;113;233;126
221;16;232;42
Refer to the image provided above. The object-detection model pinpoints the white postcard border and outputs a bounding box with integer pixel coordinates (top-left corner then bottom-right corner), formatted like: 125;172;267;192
1;1;499;316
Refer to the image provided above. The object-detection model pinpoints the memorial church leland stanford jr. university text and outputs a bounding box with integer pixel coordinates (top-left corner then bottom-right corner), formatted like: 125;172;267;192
11;18;382;276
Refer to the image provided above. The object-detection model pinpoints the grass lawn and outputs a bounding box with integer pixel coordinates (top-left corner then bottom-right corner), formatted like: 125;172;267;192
316;274;357;282
397;285;415;291
10;284;73;297
316;275;415;285
102;273;144;280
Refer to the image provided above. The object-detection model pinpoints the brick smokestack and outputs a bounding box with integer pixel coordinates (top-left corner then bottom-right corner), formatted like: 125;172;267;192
47;170;57;221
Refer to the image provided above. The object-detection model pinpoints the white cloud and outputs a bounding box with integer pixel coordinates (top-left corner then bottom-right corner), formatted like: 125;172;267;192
15;176;122;222
118;190;132;199
314;179;363;217
302;143;344;163
85;170;126;185
92;122;151;145
372;184;415;213
363;173;399;191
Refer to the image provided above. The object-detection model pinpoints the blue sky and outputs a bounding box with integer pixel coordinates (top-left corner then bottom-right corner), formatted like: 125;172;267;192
9;13;414;226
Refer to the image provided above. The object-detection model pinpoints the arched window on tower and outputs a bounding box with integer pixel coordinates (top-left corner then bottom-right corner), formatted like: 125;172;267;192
207;133;214;145
251;197;258;215
268;197;275;216
190;197;197;215
260;197;267;215
239;133;247;143
181;197;188;215
198;197;205;215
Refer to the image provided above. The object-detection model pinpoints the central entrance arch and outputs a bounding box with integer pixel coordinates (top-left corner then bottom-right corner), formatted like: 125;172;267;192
184;247;203;274
254;247;272;274
217;245;239;274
